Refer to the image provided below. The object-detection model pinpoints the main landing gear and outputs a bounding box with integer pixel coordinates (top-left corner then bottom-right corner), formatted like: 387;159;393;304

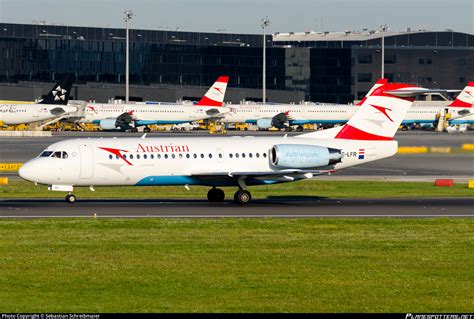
207;180;252;205
65;193;77;204
207;187;225;202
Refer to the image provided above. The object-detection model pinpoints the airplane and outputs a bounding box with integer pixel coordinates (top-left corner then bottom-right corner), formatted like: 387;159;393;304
0;74;76;125
220;80;471;130
20;81;428;205
79;76;230;132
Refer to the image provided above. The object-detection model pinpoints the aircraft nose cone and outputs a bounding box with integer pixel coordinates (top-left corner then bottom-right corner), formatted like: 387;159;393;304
18;162;35;182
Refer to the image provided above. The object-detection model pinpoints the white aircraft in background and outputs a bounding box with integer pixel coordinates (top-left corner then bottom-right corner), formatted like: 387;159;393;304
21;82;429;204
80;76;229;132
220;79;471;129
0;74;76;125
220;79;387;130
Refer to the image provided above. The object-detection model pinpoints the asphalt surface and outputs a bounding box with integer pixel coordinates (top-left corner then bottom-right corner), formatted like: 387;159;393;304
1;197;473;218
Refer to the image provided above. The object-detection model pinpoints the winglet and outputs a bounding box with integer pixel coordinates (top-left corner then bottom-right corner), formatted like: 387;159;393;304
196;76;229;107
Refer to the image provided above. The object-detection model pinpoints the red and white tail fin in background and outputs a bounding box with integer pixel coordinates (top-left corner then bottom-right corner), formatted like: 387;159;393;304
196;76;229;107
448;82;474;108
336;83;420;140
356;78;389;106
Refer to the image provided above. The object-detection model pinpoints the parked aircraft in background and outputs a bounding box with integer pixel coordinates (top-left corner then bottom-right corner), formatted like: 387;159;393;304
80;76;230;132
0;74;76;125
20;82;429;204
220;80;471;130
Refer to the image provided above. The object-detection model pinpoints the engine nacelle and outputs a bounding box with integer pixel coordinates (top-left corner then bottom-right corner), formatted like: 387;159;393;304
271;144;342;169
99;119;118;130
256;118;273;129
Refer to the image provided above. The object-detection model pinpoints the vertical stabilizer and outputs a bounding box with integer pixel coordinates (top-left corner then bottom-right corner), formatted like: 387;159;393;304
196;76;229;107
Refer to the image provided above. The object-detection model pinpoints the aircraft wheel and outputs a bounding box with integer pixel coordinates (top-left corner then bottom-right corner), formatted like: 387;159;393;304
296;126;304;132
234;190;251;205
143;127;151;133
65;194;77;204
207;188;225;202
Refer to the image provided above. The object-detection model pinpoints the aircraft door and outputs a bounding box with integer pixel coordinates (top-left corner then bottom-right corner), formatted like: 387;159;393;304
78;143;94;179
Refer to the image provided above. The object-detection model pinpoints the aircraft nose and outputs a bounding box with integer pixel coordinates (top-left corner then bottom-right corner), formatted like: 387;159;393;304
18;161;36;182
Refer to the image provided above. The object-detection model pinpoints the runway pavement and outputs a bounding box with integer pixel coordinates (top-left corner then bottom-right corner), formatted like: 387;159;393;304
1;197;473;218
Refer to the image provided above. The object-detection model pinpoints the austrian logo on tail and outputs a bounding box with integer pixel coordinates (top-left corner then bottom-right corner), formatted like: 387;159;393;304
369;104;394;122
213;87;224;95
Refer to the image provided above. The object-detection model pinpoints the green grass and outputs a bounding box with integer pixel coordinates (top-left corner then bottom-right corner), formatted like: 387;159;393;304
0;218;472;312
1;180;473;199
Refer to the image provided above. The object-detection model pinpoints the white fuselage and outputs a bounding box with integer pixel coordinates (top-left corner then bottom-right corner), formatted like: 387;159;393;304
221;103;471;125
19;136;397;187
0;103;77;125
81;103;229;125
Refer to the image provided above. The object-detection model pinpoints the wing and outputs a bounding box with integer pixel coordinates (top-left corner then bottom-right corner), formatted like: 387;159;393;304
191;169;333;183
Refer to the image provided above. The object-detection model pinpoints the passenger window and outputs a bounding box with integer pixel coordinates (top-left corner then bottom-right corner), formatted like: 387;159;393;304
229;153;233;158
235;153;239;158
130;154;134;159
249;153;253;158
186;154;190;159
263;153;267;158
193;154;197;159
157;154;161;159
137;154;141;159
62;152;68;159
172;154;176;159
123;154;127;159
209;153;212;159
150;154;154;159
116;155;119;159
164;154;168;159
144;154;147;159
200;154;204;159
218;153;222;158
109;155;113;160
179;154;183;159
242;153;245;158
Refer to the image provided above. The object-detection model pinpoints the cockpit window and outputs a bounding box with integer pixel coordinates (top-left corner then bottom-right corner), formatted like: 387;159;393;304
40;151;53;157
40;151;68;159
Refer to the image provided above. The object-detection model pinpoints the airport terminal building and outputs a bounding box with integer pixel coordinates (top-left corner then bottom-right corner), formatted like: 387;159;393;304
0;22;472;104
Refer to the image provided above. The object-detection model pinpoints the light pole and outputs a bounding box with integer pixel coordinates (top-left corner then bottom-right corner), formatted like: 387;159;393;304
380;24;387;79
124;10;133;103
261;17;270;104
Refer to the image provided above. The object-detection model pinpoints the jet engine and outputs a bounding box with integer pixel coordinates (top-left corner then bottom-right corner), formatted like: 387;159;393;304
256;112;289;129
256;118;273;129
270;144;342;169
99;119;118;130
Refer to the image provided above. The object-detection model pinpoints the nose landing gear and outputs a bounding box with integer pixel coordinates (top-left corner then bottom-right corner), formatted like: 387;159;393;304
65;193;77;204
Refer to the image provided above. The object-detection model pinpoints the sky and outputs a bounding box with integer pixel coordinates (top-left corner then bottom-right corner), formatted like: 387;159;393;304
0;0;472;34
